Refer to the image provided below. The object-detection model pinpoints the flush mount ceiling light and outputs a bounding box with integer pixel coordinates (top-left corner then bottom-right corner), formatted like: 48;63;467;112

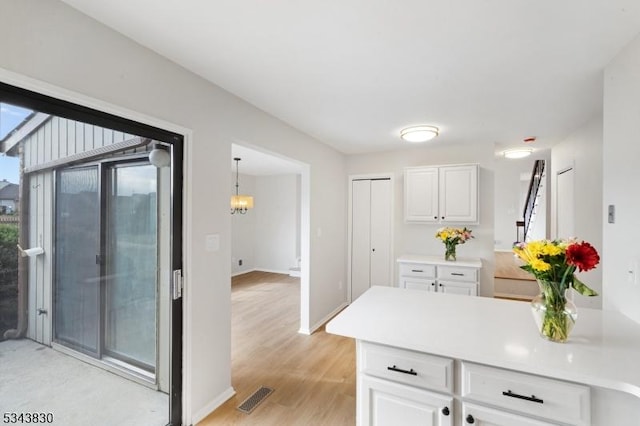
400;125;439;143
503;148;533;159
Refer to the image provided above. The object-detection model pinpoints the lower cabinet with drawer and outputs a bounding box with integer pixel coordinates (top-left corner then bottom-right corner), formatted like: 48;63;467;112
397;255;481;296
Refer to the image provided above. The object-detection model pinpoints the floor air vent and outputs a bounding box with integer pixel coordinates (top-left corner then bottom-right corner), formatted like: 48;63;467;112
236;386;274;414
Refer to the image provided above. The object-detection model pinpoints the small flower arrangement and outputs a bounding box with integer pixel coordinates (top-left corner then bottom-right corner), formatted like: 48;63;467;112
513;239;600;342
435;227;473;261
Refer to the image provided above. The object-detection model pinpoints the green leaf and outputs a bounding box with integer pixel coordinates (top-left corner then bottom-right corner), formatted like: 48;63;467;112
572;276;598;296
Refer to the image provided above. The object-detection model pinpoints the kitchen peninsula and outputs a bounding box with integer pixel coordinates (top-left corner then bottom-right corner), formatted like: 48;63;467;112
326;286;640;425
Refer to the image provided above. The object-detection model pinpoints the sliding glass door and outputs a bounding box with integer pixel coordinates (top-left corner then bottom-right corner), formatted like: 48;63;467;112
54;160;160;375
104;163;158;371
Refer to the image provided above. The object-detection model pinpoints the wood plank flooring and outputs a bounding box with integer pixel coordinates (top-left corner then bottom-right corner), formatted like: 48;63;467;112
198;271;356;425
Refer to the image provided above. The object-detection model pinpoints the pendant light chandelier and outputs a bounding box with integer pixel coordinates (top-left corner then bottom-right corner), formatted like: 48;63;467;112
231;157;254;214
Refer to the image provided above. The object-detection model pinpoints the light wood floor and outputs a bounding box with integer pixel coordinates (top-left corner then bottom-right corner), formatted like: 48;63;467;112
198;271;356;425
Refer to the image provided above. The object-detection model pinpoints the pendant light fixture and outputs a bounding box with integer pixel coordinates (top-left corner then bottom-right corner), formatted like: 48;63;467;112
231;157;254;214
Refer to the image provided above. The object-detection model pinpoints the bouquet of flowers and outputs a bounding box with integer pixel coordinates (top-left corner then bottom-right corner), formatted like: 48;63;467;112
435;227;473;261
513;239;599;342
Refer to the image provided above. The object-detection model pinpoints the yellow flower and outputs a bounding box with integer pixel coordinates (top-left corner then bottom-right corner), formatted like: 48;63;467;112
530;258;551;272
541;243;563;256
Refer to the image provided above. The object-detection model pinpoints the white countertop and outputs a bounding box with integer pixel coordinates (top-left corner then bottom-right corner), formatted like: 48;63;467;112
397;254;482;268
326;286;640;399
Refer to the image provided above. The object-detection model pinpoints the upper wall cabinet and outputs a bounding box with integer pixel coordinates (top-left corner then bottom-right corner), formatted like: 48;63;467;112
404;164;478;224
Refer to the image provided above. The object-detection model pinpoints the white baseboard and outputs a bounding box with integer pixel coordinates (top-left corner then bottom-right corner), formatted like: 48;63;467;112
191;386;235;425
255;267;291;275
231;268;256;277
300;302;349;335
232;268;294;277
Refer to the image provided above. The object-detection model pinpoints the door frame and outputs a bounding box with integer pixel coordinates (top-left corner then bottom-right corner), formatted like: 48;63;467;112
0;79;186;426
347;173;395;303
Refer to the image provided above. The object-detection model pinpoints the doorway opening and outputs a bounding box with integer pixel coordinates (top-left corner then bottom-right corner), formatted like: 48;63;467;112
229;143;310;332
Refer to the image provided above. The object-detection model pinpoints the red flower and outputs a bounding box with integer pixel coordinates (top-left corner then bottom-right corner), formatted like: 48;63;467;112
566;242;600;272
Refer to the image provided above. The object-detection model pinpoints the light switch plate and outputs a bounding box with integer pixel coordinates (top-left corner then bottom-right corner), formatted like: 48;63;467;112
205;234;220;252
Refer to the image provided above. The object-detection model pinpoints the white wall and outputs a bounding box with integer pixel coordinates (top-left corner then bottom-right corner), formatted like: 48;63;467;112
231;173;256;275
551;116;604;309
0;1;347;423
347;143;496;297
603;32;640;323
231;173;301;275
494;151;550;250
254;174;299;273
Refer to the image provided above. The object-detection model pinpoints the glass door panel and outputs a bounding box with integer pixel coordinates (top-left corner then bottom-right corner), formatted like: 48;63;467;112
104;163;158;371
54;166;100;355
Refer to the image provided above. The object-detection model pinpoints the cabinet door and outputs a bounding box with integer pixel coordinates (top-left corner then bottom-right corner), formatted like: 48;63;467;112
359;375;452;426
402;278;436;291
405;167;439;222
437;280;477;296
439;165;478;223
463;403;555;426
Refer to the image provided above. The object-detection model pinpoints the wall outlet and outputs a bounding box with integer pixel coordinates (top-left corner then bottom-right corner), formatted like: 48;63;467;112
239;259;243;266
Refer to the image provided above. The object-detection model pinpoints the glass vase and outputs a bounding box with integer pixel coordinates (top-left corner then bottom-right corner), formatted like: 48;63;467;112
531;279;577;343
444;243;457;261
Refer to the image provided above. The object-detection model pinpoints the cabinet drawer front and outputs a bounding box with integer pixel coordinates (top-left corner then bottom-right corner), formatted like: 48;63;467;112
360;341;453;393
437;266;477;282
399;263;436;278
461;362;590;426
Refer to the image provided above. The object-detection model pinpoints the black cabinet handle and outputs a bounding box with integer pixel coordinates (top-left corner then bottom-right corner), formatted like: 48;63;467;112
466;414;475;424
434;216;438;219
439;283;443;287
441;406;450;416
387;365;417;376
431;282;436;286
411;269;423;273
502;390;544;404
441;216;445;219
451;272;464;276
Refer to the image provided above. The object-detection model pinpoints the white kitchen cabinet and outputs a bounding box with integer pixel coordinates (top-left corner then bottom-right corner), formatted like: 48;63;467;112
360;375;453;426
404;164;478;223
351;177;393;301
398;255;481;296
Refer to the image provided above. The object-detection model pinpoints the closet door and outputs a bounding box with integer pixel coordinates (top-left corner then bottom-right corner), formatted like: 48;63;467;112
351;180;372;301
351;178;392;301
370;179;391;287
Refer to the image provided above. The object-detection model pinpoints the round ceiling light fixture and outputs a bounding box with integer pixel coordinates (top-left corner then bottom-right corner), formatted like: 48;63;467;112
503;148;533;159
400;125;439;143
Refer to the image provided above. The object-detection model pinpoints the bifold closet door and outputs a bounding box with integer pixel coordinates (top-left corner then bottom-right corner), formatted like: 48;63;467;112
351;178;391;301
351;180;372;301
369;179;391;287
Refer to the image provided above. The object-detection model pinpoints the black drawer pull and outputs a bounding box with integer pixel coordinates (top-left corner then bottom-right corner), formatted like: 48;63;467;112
502;390;544;404
387;365;417;376
411;269;424;273
451;272;465;276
